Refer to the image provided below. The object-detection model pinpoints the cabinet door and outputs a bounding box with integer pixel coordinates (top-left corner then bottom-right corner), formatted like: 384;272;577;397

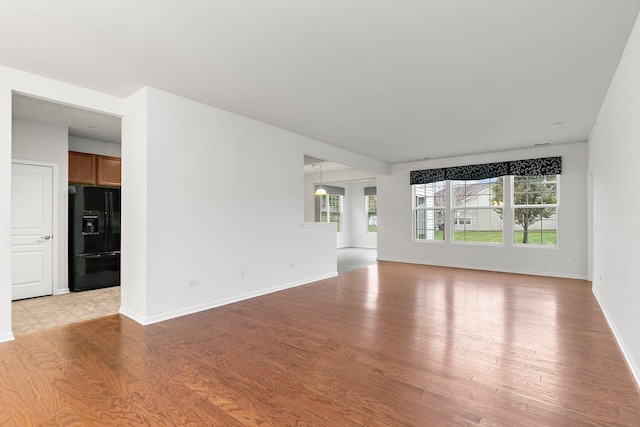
97;156;121;187
69;151;97;185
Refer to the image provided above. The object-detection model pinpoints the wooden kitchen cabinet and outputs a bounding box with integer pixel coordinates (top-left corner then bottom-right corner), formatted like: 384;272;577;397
69;151;121;186
68;151;97;185
97;155;121;186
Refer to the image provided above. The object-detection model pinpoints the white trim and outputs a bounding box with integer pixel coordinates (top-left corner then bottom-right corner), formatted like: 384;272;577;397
118;307;147;325
120;272;338;326
11;159;59;298
377;257;588;280
0;332;15;343
592;287;640;389
302;222;336;228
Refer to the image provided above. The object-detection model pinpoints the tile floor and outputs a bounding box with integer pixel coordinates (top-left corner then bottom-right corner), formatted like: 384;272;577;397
12;286;120;336
11;248;376;336
337;247;377;273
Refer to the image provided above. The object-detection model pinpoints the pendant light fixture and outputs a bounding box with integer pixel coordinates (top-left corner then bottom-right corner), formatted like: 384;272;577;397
313;164;327;196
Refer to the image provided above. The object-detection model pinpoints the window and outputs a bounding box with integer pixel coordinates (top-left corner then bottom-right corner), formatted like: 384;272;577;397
413;181;445;240
410;156;561;247
512;175;558;246
320;194;342;232
366;195;377;232
452;178;503;243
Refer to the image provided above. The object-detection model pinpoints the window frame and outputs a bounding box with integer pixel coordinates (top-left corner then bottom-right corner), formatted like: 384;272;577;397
366;194;377;233
450;178;504;245
320;193;343;233
511;174;559;247
412;181;446;242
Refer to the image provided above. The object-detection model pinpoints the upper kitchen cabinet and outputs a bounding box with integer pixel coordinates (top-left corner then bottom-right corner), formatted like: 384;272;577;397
97;155;122;187
69;151;121;186
68;151;97;185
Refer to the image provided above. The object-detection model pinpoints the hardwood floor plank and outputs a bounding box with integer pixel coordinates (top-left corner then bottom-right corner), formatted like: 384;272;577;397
1;262;639;425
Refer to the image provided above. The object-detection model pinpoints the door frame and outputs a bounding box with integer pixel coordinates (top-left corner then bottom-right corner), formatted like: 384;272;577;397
11;159;59;296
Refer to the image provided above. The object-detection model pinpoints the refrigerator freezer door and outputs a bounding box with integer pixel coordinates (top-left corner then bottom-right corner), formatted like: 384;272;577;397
72;252;120;291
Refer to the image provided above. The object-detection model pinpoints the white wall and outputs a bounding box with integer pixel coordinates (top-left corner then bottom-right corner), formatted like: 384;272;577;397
0;88;11;341
120;88;149;320
589;12;640;385
69;136;121;157
346;181;377;249
121;87;337;324
12;117;69;293
377;142;588;279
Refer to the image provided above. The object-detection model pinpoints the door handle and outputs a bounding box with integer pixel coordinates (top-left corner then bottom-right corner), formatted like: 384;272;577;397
43;234;51;240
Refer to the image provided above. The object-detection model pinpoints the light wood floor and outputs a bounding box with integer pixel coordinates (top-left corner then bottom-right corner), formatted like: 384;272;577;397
1;262;639;425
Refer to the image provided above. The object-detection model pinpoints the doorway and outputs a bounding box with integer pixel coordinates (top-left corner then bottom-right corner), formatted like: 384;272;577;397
10;94;122;336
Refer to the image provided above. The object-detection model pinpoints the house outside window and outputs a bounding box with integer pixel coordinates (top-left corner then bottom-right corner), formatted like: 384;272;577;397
454;210;472;225
452;178;503;243
413;181;445;240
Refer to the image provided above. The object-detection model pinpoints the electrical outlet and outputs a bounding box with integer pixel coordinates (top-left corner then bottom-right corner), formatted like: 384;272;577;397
239;270;245;279
188;277;199;286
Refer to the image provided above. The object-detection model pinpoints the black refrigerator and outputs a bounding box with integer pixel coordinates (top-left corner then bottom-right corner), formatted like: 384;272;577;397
68;185;121;292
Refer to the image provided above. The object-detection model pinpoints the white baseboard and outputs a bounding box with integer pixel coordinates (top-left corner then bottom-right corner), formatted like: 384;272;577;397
55;288;70;295
121;272;338;327
118;307;147;325
0;332;15;343
592;287;640;389
377;257;588;280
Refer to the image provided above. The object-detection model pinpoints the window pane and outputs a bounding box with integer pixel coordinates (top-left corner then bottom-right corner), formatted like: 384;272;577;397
513;175;558;246
513;207;557;245
367;195;377;212
413;181;445;241
415;209;444;240
414;182;445;208
329;212;341;232
451;178;503;243
453;208;503;243
329;194;341;211
367;195;377;232
368;213;378;232
328;195;342;232
513;175;557;205
452;177;502;208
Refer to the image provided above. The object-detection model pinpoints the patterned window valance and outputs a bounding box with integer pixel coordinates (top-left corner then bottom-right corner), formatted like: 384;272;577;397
410;156;562;185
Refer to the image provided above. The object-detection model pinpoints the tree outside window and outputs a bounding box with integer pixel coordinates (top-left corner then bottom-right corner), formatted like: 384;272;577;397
366;195;377;232
492;175;558;245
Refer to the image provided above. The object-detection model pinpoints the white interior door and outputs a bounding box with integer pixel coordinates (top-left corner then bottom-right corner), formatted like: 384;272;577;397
11;162;54;300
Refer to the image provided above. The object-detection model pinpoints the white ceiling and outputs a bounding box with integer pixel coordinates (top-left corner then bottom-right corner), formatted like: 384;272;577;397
2;1;639;164
303;156;354;175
